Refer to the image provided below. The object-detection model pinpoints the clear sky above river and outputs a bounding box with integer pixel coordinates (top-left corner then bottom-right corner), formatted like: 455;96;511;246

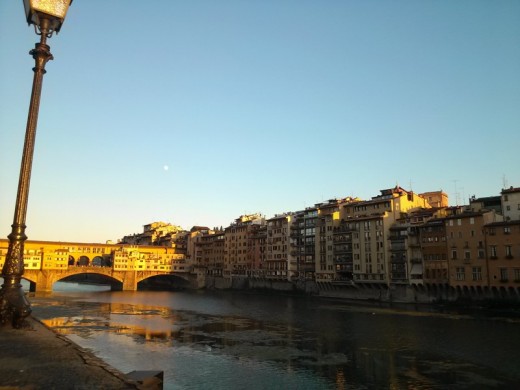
1;1;519;243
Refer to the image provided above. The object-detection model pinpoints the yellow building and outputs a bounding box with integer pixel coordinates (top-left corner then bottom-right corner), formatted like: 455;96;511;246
340;186;431;285
0;239;186;273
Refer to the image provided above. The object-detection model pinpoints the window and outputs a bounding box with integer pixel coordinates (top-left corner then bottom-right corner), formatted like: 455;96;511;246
490;245;497;258
456;267;465;281
514;269;520;281
478;249;485;259
470;217;475;225
472;267;482;281
500;268;508;281
505;245;513;258
464;251;471;261
451;250;457;260
504;227;511;235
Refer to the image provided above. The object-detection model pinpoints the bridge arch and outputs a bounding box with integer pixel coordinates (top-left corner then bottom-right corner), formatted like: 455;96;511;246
53;268;123;289
23;268;195;292
23;267;124;292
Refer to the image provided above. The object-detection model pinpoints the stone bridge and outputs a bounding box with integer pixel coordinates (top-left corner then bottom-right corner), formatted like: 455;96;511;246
23;266;199;292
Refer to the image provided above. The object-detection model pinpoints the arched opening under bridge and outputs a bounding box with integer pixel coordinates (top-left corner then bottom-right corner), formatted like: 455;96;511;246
138;274;191;291
59;273;122;291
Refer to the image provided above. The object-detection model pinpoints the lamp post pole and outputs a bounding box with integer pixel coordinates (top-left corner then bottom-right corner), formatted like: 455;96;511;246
0;17;59;328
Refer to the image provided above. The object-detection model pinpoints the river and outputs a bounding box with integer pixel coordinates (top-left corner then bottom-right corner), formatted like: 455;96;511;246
28;282;520;389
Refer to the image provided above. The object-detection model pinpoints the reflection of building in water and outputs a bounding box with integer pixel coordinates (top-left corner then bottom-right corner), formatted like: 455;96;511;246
41;307;175;342
335;368;346;390
113;325;172;341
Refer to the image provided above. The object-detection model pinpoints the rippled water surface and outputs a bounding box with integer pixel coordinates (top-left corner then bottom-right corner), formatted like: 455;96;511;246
30;282;520;389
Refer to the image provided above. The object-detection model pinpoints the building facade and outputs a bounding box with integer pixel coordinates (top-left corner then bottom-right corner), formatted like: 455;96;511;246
446;211;501;289
265;214;294;280
484;220;520;290
224;214;265;277
501;187;520;221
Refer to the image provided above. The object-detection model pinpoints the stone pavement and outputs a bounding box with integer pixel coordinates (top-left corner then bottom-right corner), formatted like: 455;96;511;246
0;316;140;389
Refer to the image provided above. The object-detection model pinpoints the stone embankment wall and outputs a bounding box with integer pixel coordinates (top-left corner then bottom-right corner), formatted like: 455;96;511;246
204;276;520;304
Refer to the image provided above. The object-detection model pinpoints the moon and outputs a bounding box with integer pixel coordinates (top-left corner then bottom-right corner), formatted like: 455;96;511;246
163;165;169;171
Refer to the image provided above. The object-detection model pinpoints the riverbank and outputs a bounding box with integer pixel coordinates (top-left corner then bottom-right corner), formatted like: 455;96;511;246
0;317;139;389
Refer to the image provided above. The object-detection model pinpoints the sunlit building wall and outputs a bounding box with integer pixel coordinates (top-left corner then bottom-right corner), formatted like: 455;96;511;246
42;249;68;270
340;186;431;285
315;201;340;282
266;214;294;280
501;187;520;221
419;191;449;208
197;231;225;277
484;220;520;289
446;210;502;289
224;214;265;278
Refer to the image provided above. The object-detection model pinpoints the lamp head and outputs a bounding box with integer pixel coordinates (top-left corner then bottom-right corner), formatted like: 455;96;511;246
23;0;72;34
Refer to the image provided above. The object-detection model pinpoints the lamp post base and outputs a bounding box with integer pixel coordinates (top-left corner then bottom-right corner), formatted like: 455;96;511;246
0;279;32;329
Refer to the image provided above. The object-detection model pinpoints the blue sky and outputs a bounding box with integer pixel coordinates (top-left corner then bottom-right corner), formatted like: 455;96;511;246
1;1;519;243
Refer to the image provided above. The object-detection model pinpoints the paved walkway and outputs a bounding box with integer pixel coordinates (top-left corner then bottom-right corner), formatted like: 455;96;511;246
0;317;140;389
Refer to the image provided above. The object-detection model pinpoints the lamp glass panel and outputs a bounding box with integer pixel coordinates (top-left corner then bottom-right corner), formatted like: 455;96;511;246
26;0;70;20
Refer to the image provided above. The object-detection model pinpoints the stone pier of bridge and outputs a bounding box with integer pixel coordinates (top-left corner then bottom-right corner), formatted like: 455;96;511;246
121;271;137;291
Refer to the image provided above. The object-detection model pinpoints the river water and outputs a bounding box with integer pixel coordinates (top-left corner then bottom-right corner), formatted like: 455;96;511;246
28;282;520;389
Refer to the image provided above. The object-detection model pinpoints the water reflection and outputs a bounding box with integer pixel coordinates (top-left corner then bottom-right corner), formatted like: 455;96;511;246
30;282;520;390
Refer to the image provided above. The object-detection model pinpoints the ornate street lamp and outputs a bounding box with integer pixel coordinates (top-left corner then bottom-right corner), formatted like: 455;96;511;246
0;0;72;328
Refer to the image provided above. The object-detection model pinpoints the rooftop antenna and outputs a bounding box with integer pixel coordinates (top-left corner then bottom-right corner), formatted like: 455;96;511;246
452;179;459;206
503;174;508;189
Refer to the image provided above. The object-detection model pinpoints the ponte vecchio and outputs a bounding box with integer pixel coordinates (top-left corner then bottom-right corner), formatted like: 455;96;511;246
0;239;197;292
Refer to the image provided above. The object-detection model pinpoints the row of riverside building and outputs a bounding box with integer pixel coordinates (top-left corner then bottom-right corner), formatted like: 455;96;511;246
119;185;520;296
